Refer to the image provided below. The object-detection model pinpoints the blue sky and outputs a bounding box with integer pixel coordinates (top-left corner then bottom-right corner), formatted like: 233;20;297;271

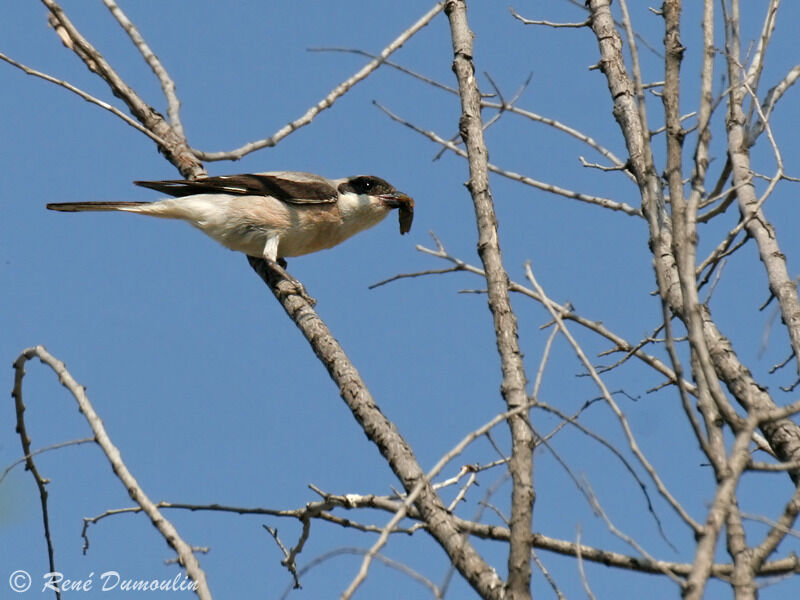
2;2;800;598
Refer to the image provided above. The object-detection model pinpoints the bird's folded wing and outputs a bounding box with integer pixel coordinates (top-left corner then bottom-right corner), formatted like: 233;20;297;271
134;173;338;205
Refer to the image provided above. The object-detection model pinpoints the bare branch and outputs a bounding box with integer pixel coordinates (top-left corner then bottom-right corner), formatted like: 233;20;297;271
191;2;446;161
408;234;692;390
747;64;800;145
685;418;761;600
532;323;560;400
41;0;203;178
369;265;465;289
743;0;781;96
12;352;63;600
342;401;534;599
0;437;95;486
586;0;800;484
562;0;665;57
531;548;566;600
534;427;684;586
280;548;441;600
101;0;185;139
78;488;800;583
324;45;632;181
445;3;533;597
0;52;169;147
490;103;632;178
247;256;504;599
576;527;599;600
525;263;702;534
264;524;303;589
579;479;684;587
724;5;800;377
375;101;642;216
14;346;211;599
749;484;800;573
532;399;678;548
308;46;459;95
509;6;589;28
617;0;649;142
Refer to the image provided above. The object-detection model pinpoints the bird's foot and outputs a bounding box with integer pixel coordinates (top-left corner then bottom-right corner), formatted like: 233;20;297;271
281;278;317;307
264;258;317;306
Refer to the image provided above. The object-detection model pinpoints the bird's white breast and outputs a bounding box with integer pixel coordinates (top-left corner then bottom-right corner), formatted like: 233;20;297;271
149;191;391;259
277;191;391;257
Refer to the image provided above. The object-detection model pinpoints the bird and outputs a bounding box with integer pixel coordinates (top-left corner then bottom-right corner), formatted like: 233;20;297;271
47;171;414;304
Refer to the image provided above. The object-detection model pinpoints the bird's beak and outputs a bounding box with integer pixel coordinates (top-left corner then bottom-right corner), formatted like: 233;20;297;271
379;191;414;235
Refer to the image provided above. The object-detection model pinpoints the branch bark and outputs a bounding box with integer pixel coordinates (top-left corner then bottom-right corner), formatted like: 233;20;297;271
444;2;533;598
41;0;203;179
723;1;800;375
586;0;800;484
248;258;505;600
13;346;211;599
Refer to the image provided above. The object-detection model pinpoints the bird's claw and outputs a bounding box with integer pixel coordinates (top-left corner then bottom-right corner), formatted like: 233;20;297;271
260;257;317;306
289;281;317;307
276;278;316;307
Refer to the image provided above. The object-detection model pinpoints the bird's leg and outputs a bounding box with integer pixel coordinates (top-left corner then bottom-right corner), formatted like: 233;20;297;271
263;258;317;306
261;235;316;306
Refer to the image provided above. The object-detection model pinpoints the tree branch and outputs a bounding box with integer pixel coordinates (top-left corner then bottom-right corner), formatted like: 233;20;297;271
101;0;185;139
41;0;203;178
191;2;446;161
444;2;533;598
13;346;211;599
375;101;641;216
247;257;505;599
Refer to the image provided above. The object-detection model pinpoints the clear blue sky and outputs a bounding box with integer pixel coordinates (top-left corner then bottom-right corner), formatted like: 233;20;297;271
2;2;800;598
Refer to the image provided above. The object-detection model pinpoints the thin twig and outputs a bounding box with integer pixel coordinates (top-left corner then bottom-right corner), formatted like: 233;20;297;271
525;262;702;534
510;6;589;28
0;52;169;147
280;548;441;600
308;46;459;95
341;402;533;599
0;437;95;486
14;346;211;599
12;351;62;600
41;0;203;177
375;101;642;216
408;233;694;391
191;2;446;161
101;0;185;139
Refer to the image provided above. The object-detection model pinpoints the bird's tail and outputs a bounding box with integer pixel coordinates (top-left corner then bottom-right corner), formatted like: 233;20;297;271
46;201;149;213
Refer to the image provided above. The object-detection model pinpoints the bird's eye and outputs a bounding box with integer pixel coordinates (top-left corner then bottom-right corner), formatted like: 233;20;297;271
342;176;391;196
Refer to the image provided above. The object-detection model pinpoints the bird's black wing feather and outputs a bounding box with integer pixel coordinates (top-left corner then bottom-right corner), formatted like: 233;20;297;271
134;174;338;205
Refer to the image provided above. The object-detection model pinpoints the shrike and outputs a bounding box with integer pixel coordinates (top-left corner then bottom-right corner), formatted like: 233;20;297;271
47;171;414;302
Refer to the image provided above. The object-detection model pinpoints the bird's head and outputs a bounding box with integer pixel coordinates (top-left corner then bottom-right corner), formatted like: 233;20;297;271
338;175;414;234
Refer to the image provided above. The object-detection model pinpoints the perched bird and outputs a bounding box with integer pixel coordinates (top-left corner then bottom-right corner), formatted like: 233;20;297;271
47;171;414;302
